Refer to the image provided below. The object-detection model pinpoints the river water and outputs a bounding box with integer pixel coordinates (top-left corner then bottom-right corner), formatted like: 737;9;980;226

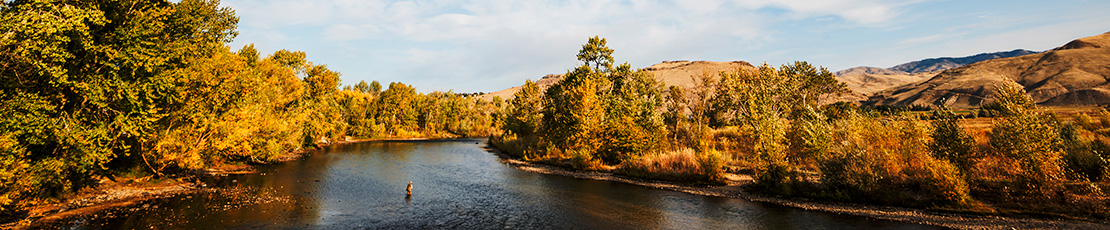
66;138;939;229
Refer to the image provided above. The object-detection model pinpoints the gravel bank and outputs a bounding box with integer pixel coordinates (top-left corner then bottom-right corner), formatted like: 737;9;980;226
486;146;1110;230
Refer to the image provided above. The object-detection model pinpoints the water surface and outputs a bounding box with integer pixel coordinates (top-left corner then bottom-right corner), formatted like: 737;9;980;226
70;139;939;229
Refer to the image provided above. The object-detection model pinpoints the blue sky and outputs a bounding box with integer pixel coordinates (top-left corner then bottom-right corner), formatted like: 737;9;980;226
220;0;1110;93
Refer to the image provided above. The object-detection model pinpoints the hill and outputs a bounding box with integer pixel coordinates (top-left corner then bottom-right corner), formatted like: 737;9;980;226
835;67;935;96
837;72;937;96
889;49;1041;74
480;61;754;100
866;31;1110;108
834;50;1040;99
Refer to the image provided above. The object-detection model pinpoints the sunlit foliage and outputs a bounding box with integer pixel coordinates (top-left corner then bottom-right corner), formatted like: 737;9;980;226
0;0;500;212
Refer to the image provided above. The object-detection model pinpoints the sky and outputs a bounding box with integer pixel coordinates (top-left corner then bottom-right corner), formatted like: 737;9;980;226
220;0;1110;93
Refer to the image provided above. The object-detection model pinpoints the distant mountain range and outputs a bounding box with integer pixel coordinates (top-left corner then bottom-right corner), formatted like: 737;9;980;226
867;31;1110;108
834;49;1042;98
889;49;1041;74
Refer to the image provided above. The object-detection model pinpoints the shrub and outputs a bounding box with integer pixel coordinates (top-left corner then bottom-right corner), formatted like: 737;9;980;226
1062;137;1110;182
820;101;857;120
618;148;727;184
987;84;1065;185
818;114;971;206
1101;108;1110;128
1075;112;1097;130
597;116;662;165
787;107;832;170
929;108;977;172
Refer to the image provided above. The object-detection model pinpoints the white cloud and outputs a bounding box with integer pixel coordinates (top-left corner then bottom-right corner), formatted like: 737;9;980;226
221;0;920;92
324;24;382;41
732;0;910;24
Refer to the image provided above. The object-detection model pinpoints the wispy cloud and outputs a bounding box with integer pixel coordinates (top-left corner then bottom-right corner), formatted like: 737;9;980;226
219;0;994;92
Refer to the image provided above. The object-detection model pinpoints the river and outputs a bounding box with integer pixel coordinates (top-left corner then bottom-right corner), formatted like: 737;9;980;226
64;138;939;229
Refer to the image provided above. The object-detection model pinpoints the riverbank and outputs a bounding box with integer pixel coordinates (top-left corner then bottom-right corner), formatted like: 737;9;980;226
1;137;453;229
483;145;1110;229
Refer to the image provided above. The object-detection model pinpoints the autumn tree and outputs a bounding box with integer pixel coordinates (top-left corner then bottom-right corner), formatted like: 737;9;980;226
504;80;544;137
708;62;846;187
376;82;420;136
0;0;237;209
988;83;1065;185
542;65;606;153
779;61;847;112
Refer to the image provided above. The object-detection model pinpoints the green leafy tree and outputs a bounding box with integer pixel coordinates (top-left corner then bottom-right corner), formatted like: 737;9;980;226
779;61;848;112
929;106;977;172
504;80;544;137
598;64;666;164
576;36;614;72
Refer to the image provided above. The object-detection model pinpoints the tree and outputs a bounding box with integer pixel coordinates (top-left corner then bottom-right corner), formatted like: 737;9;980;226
988;83;1065;184
663;85;688;146
237;43;259;66
271;49;307;70
354;80;371;93
504;79;544;137
576;36;614;72
304;64;341;98
542;65;605;152
598;64;666;164
0;0;238;209
377;82;419;136
930;106;976;172
369;80;383;96
779;61;847;112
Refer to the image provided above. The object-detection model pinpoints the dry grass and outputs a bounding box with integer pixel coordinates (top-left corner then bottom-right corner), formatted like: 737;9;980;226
617;148;727;184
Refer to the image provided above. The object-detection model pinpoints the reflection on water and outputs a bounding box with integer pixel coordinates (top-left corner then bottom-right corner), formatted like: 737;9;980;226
68;139;939;229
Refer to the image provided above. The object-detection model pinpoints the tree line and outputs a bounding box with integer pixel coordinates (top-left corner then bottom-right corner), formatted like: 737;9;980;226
492;36;1110;218
0;0;498;214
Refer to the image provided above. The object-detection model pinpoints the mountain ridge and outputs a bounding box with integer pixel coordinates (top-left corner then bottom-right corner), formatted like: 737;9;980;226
866;31;1110;108
889;49;1041;73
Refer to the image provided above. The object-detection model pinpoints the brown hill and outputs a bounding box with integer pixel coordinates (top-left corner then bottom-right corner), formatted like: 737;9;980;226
1056;32;1110;50
835;66;909;76
835;67;936;96
480;61;754;100
866;31;1110;108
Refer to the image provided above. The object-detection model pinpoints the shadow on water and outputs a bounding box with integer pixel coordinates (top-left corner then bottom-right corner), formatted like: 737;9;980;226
60;138;941;229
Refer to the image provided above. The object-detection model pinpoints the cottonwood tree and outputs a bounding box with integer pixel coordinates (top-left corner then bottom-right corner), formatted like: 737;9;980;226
539;36;667;165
